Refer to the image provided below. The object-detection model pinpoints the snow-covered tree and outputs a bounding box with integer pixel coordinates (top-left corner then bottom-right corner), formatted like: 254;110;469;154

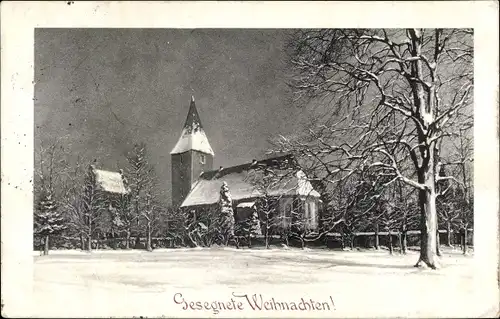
34;186;66;255
368;180;419;255
140;192;165;251
288;199;317;249
218;182;236;246
247;208;262;247
310;178;334;234
282;29;473;268
34;138;70;252
125;142;159;250
183;206;222;248
163;206;189;247
249;158;344;249
109;192;134;249
255;196;278;249
66;164;106;251
247;160;293;249
394;185;420;254
446;126;473;254
235;205;262;248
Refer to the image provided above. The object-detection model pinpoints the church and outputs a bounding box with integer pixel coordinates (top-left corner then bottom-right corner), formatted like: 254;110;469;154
170;96;321;231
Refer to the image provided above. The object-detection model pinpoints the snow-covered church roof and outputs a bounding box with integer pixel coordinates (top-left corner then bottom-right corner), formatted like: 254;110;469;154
170;96;214;156
180;154;321;207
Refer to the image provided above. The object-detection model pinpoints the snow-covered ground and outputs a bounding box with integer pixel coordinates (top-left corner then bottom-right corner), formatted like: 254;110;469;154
32;247;494;318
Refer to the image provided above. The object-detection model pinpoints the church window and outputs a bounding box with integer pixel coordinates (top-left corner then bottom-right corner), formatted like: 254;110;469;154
305;200;317;229
200;154;206;164
279;198;293;228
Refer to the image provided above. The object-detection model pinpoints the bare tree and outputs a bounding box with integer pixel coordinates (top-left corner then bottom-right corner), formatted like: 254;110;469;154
375;201;398;255
370;180;420;255
109;192;135;249
245;160;290;248
288;199;317;249
140;192;165;251
315;177;351;248
323;172;380;250
65;164;106;251
255;195;279;249
282;29;473;268
449;127;473;254
246;157;317;249
436;124;473;254
396;185;420;254
59;156;90;250
436;165;459;247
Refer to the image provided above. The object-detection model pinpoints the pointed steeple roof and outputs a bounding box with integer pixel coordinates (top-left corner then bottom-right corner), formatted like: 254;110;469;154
170;96;215;155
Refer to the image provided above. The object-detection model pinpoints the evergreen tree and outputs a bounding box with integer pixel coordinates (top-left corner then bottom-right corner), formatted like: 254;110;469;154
218;182;236;246
34;138;68;253
247;208;261;247
34;186;66;255
236;206;261;248
126;142;156;249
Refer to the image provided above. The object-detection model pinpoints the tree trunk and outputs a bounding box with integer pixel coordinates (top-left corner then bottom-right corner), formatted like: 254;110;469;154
415;181;439;269
350;235;354;250
44;235;50;256
109;231;116;249
388;232;393;255
375;224;380;250
446;221;452;247
126;230;131;249
463;227;468;255
134;235;140;249
409;29;439;269
340;228;345;249
86;233;92;251
436;229;441;257
401;230;407;254
80;233;85;250
247;232;252;248
265;225;269;249
398;233;403;254
146;223;152;251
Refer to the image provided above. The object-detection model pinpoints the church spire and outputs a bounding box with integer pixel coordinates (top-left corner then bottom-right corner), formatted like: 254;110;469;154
170;96;214;155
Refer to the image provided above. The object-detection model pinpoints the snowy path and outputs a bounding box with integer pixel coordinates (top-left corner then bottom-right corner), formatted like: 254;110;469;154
33;247;490;318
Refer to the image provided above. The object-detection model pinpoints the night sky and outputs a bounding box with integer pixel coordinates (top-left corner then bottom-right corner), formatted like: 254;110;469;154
34;29;308;203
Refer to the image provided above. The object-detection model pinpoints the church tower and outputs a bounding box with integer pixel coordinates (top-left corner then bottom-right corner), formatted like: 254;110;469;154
170;96;214;208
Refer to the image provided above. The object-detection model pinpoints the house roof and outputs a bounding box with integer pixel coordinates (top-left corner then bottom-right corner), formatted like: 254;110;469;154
170;96;215;156
237;202;256;208
180;154;320;207
92;167;129;194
